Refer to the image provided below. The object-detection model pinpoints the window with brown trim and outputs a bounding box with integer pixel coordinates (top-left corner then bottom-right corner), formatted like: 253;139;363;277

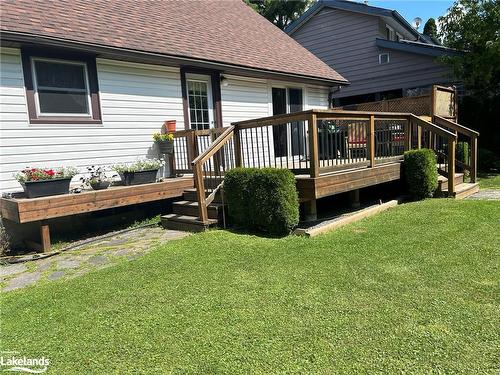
21;49;102;124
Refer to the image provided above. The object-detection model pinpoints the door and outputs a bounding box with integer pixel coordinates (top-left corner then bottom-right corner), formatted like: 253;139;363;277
272;87;304;158
272;88;287;157
187;74;214;130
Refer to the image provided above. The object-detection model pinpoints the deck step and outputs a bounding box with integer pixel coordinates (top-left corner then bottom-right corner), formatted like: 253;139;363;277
183;188;224;203
437;173;465;192
161;214;218;232
441;182;479;199
172;200;223;219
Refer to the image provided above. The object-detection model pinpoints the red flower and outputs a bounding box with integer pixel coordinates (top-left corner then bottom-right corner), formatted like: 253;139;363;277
45;169;55;176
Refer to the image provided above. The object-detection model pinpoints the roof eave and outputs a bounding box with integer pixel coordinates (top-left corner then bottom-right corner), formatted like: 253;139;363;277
1;30;348;86
375;38;462;57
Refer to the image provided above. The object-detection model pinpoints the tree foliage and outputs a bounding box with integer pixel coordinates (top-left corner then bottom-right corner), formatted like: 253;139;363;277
423;18;438;39
438;0;500;98
245;0;311;30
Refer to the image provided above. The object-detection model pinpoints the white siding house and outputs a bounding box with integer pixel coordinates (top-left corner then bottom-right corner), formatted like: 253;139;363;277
0;47;330;192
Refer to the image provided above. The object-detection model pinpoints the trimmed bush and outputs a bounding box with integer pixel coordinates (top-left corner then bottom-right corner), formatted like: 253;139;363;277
224;168;299;235
456;142;470;167
403;148;438;199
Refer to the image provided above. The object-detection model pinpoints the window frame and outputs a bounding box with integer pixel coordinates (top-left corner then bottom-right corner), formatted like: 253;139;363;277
31;57;93;118
385;25;395;41
21;49;102;125
379;53;390;64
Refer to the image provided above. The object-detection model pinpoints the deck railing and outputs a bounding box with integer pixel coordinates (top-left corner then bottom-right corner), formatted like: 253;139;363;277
188;110;460;223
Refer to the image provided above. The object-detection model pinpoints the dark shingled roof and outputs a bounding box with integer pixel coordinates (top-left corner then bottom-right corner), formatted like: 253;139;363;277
0;0;347;84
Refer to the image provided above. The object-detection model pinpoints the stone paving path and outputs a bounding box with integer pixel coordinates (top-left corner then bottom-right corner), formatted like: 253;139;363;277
0;227;189;292
466;189;500;200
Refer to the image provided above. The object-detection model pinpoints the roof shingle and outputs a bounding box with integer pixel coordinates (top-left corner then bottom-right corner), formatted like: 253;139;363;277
0;0;347;83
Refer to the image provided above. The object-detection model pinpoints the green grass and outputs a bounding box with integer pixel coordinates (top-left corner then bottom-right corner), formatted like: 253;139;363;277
478;173;500;189
1;200;499;374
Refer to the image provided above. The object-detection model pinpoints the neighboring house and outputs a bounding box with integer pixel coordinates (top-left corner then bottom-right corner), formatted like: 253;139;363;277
0;0;347;192
286;0;460;106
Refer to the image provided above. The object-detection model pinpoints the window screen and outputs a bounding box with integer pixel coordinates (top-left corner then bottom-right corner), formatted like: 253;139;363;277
33;59;90;115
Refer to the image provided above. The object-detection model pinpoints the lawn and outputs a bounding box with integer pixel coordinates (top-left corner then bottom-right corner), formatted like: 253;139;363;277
478;173;500;189
1;199;499;374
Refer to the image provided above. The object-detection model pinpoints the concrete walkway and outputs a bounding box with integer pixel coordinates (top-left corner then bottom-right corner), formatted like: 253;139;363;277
466;189;500;200
0;227;189;292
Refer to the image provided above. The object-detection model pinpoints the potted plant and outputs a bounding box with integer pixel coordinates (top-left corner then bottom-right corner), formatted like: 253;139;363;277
14;167;78;198
113;159;164;186
164;120;177;133
80;166;116;190
153;132;174;154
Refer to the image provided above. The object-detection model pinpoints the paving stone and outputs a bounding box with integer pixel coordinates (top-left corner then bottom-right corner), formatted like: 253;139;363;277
3;272;41;291
113;248;134;257
36;258;54;272
467;189;500;200
105;237;131;246
47;271;65;281
2;228;189;291
88;255;108;266
57;259;81;269
0;263;27;278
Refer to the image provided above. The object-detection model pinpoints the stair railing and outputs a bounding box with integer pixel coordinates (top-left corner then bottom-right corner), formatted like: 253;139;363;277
433;115;479;182
409;114;458;193
191;125;235;223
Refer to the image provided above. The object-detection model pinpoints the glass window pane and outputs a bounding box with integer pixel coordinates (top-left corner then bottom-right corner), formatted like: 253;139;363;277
38;89;88;114
35;61;86;89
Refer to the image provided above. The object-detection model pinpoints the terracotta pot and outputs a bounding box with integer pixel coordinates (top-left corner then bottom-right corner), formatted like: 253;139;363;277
164;120;177;133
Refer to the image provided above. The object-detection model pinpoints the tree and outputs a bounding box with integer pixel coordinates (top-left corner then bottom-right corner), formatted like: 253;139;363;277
438;0;500;163
423;18;438;39
438;0;500;98
245;0;311;30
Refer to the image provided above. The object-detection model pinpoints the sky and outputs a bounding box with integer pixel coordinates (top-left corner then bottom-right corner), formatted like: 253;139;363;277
368;1;454;30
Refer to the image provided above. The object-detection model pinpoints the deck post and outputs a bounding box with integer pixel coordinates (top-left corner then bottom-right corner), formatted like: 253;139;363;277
470;135;477;183
367;115;375;167
417;125;422;149
404;118;412;151
40;220;51;252
308;113;319;178
194;163;208;223
304;199;317;221
234;126;243;167
447;138;456;196
349;189;360;208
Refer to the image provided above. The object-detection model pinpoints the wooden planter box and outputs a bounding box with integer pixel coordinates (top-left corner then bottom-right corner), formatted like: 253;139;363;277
22;178;72;198
121;169;159;186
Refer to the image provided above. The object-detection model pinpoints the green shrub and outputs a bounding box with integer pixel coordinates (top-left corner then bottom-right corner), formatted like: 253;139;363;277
224;168;299;235
403;149;438;199
456;142;470;166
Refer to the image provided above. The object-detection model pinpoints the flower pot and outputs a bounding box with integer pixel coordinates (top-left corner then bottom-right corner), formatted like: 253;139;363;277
157;140;174;154
120;169;159;186
164;120;176;133
22;178;72;198
90;180;111;190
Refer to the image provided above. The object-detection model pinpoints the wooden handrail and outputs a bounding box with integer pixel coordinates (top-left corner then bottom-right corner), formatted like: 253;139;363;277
433;115;479;138
410;115;457;140
191;125;235;223
191;126;235;165
433;115;479;183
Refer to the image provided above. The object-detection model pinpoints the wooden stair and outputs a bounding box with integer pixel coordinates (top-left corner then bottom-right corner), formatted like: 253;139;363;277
161;187;225;232
437;173;479;199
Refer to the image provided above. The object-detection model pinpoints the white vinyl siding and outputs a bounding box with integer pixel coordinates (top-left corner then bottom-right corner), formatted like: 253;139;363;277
0;48;330;191
0;50;184;191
